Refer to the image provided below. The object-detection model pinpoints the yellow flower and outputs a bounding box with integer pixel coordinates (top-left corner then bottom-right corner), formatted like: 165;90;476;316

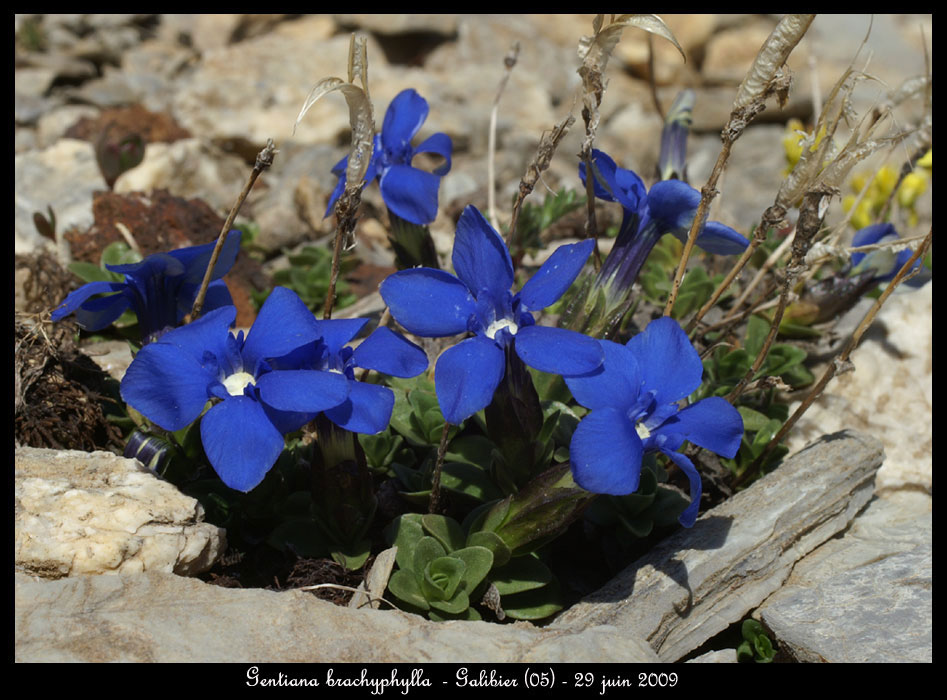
898;171;928;209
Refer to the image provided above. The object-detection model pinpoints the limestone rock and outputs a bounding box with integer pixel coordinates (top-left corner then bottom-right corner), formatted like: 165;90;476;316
14;571;659;663
171;32;385;149
553;431;884;662
114;138;249;216
14;138;107;255
786;283;932;495
334;14;458;36
15;447;226;578
757;493;931;663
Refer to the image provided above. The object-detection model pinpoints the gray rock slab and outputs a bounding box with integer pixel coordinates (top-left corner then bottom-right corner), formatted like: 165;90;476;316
15;448;225;578
757;492;931;663
14;571;660;663
553;430;883;662
14;138;106;256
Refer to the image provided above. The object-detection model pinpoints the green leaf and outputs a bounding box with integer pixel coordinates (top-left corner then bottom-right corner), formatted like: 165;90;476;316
384;513;425;571
762;344;807;378
68;261;116;284
451;546;494;592
745;315;769;357
422;556;466;601
445;435;495;467
428;589;470;615
718;349;752;379
428;607;481;622
332;541;371;571
388;569;430;611
490;555;553;596
412;536;447;575
440;462;504;503
500;579;563;621
101;241;142;267
421;514;466;553
737;406;771;432
465;530;511;568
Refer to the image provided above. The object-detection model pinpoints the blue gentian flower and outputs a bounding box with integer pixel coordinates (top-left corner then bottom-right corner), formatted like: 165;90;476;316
566;317;743;527
326;88;452;225
580;150;749;301
120;287;352;492
380;205;604;424
51;231;241;344
269;320;429;435
851;223;931;288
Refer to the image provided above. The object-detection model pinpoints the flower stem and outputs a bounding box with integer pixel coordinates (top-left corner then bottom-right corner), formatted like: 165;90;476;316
429;421;451;515
324;182;366;320
487;41;520;232
727;185;832;403
737;226;932;486
664;140;731;318
185;139;276;324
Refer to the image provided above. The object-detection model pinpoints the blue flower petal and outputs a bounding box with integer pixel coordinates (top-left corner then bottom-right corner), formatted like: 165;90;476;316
324;155;348;218
452;205;514;302
167;230;241;284
647;179;700;232
196;278;235;315
50;281;127;326
513;325;603;376
380;268;476;337
517;239;594;311
325;381;395;434
413;132;452;176
382;88;428;156
658;448;703;527
625;317;703;405
565;339;641;411
152;305;236;367
852;223;897;249
200;396;285;492
653;396;743;458
120;342;213;431
579;149;619;203
313;318;370;357
260;403;316;435
242;287;321;372
434;335;505;424
352;326;428;378
73;290;134;331
379;164;441;225
255;369;350;414
107;252;184;278
569;407;644;495
693;221;750;255
613;162;648;213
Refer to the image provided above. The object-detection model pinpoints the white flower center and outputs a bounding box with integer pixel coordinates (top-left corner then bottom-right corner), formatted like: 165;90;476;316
485;318;518;340
223;371;256;397
635;422;651;440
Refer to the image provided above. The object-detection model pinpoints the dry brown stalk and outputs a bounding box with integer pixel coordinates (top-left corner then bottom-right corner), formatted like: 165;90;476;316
738;226;932;484
185;139;276;324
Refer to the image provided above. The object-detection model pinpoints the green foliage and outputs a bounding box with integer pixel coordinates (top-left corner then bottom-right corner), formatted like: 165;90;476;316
702;315;813;398
513;188;585;252
384;510;564;622
254;244;356;313
736;619;776;663
584;455;688;547
385;514;493;620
